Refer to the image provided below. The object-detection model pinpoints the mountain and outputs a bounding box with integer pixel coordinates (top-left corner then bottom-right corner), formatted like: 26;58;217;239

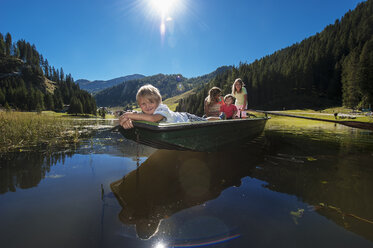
76;74;145;94
0;34;96;114
94;66;232;107
177;0;373;115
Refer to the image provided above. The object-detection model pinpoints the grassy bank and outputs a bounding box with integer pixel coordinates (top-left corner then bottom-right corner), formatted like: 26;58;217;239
275;107;373;123
0;111;82;152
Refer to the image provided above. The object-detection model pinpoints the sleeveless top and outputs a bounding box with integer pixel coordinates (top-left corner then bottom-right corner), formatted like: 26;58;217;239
207;102;221;117
233;87;247;107
205;97;224;117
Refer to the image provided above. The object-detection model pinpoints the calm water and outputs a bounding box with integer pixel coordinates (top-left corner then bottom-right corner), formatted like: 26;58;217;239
1;118;373;248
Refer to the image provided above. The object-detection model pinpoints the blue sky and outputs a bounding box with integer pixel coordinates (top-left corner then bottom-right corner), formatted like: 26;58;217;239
0;0;363;81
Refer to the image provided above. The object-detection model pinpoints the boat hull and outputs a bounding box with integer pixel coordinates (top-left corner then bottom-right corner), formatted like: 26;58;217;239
117;117;268;152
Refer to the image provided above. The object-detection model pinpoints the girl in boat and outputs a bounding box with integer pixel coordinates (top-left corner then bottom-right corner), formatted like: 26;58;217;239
204;87;225;117
232;78;247;118
219;94;238;119
120;84;210;129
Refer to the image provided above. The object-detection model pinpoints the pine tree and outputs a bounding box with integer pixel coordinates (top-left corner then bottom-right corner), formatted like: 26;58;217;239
44;94;55;110
4;101;11;111
5;33;12;56
357;37;373;108
0;33;6;56
0;88;5;105
68;96;83;114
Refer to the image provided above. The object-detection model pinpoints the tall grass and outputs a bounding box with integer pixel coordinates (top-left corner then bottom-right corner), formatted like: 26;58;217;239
0;112;79;152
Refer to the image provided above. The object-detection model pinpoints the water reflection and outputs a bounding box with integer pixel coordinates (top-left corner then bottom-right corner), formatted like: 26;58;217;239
257;129;373;242
110;127;373;243
0;130;155;195
1;120;373;247
0;149;76;194
110;148;264;239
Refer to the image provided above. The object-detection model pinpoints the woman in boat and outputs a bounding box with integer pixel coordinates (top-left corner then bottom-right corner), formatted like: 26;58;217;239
204;87;224;117
120;84;210;129
232;78;247;118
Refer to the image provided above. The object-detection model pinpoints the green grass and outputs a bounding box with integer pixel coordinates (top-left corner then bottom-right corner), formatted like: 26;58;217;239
0;111;84;152
163;89;196;111
273;107;373;123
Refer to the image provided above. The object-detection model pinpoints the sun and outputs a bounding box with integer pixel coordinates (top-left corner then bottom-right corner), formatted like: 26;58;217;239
145;0;184;37
132;0;186;38
150;0;179;17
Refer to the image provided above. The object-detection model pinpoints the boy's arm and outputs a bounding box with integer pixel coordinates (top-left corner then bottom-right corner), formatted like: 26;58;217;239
123;112;164;122
233;105;238;119
119;112;164;129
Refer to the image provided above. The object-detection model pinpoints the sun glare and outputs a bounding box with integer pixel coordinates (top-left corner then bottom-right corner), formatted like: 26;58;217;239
154;241;166;248
150;0;179;16
142;0;185;38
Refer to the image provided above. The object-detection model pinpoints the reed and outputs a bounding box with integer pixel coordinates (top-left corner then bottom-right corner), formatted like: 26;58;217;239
0;111;80;152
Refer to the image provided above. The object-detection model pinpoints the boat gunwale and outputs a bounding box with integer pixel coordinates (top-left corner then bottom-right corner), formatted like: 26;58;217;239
131;117;270;131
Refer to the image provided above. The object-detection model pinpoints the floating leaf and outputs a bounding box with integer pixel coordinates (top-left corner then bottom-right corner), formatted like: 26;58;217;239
307;157;317;161
290;208;305;225
321;181;328;184
290;209;305;218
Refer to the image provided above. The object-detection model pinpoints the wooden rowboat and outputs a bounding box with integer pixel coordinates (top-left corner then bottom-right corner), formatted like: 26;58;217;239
115;116;269;152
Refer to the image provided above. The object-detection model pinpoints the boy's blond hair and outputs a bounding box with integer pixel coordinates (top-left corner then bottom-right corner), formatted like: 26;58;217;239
224;94;235;102
136;84;162;104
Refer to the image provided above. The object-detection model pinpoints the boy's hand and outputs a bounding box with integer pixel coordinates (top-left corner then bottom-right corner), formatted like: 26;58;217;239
119;114;134;129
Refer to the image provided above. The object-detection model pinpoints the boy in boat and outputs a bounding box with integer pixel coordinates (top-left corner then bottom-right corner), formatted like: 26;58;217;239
219;94;238;120
120;84;214;129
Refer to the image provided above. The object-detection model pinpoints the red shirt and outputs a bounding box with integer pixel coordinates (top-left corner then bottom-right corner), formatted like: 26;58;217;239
220;104;237;119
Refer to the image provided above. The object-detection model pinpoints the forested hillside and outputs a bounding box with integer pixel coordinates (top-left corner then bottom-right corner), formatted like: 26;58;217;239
94;66;232;107
177;0;373;115
0;33;96;114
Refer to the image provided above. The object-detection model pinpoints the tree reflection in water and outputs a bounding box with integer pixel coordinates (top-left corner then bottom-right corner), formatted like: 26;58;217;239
0;149;75;194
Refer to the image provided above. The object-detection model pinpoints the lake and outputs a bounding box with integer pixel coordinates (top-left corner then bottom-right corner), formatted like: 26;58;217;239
1;118;373;248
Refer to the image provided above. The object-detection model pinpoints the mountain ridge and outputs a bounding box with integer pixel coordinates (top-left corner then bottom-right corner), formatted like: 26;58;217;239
94;66;232;107
76;74;145;94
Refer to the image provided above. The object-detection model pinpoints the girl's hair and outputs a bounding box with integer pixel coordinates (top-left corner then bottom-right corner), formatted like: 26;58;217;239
224;94;235;102
206;87;222;103
136;84;162;104
232;78;245;94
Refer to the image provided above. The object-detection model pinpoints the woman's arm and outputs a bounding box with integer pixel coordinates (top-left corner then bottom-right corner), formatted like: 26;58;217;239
204;100;209;117
243;94;247;110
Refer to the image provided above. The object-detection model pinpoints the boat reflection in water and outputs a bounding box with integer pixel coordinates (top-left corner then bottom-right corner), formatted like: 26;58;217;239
110;129;373;244
110;147;264;240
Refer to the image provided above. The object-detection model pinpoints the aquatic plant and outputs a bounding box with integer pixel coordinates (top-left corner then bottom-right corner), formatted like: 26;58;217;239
0;112;82;152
